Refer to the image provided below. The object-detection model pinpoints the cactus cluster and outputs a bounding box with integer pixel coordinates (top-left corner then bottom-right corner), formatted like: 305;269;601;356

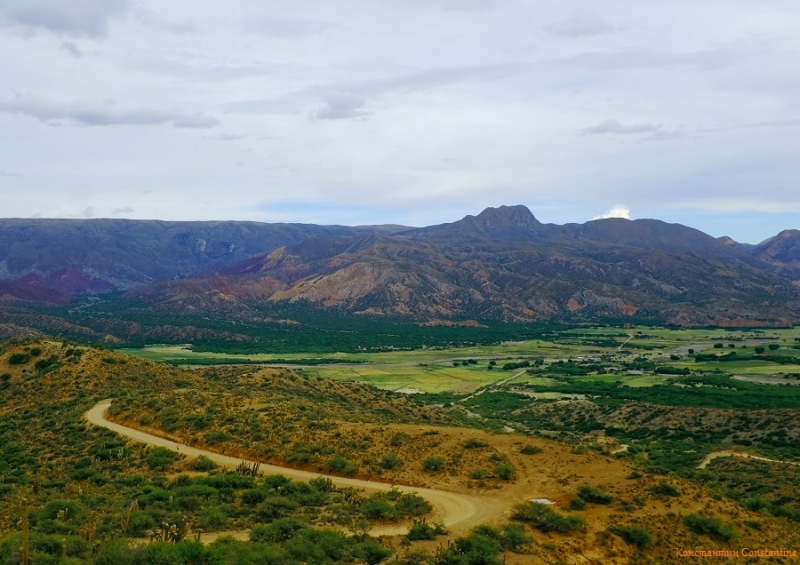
236;460;260;477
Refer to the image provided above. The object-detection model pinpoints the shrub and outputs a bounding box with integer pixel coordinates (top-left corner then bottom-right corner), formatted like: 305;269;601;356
189;455;217;472
390;433;409;447
362;496;395;521
713;343;724;349
512;502;585;533
610;525;652;549
755;346;765;354
464;438;489;449
578;485;614;505
146;447;180;470
251;518;308;543
422;457;445;472
768;343;780;350
204;431;232;445
648;481;680;497
327;455;358;475
406;520;447;541
566;498;586;511
241;489;267;506
684;514;738;542
381;453;403;470
256;496;300;522
127;511;157;537
1;372;10;383
520;444;541;455
494;464;516;481
470;469;489;480
8;353;29;365
395;493;432;517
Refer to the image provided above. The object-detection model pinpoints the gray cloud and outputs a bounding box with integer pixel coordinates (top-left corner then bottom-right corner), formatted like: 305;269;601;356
544;13;618;37
111;206;134;215
227;64;522;118
212;134;248;141
83;206;95;218
60;41;82;57
582;120;661;135
133;7;195;34
581;119;682;141
0;0;128;37
244;16;337;39
312;92;370;120
0;93;219;128
554;45;750;71
0;170;22;177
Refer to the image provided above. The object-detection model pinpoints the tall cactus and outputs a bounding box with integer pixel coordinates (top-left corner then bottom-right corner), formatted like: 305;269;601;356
120;501;139;534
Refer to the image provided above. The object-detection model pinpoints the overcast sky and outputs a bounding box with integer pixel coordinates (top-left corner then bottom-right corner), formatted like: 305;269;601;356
1;0;798;242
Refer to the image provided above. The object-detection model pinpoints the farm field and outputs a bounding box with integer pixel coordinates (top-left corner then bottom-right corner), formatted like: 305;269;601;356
121;327;800;393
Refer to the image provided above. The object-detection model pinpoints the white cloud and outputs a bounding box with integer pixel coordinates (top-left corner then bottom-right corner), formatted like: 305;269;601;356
592;205;632;221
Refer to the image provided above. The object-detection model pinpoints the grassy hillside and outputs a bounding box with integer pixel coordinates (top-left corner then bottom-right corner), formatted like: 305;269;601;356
1;339;799;564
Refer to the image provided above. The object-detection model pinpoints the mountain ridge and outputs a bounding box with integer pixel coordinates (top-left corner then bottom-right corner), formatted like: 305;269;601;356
1;206;799;340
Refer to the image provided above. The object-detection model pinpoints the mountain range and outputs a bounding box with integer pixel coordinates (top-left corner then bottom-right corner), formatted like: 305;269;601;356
1;206;799;342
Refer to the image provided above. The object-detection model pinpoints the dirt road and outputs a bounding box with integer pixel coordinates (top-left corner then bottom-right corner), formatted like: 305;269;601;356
697;450;800;469
85;400;488;537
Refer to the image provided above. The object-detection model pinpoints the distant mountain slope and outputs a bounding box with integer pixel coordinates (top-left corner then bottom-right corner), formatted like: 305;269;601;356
124;206;800;326
0;219;369;296
755;230;800;271
1;207;798;338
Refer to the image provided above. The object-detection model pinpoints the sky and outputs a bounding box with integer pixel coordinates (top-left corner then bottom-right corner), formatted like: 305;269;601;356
1;0;798;243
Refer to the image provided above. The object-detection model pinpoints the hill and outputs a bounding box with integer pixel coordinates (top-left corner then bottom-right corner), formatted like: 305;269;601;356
1;207;799;345
2;339;799;564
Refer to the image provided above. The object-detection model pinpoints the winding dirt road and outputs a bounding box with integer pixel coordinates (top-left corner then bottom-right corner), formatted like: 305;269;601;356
697;450;800;469
85;400;487;537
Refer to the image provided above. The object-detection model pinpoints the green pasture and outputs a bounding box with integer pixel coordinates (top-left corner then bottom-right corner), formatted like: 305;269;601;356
121;327;800;393
302;363;511;393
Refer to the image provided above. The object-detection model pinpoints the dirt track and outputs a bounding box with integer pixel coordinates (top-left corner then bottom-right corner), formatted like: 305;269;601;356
697;450;800;469
85;400;490;537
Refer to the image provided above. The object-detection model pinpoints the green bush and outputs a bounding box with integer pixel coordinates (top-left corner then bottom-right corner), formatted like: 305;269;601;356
8;353;29;365
406;520;447;541
146;447;180;470
395;493;432;517
578;485;614;505
256;496;300;522
127;511;157;537
755;346;765;354
380;453;403;470
648;481;680;497
189;455;217;472
204;431;232;445
512;502;585;533
684;514;738;542
494;464;516;481
520;444;541;455
464;438;489;449
609;525;652;549
768;343;780;350
327;454;358;475
566;498;586;511
422;456;445;472
251;518;308;543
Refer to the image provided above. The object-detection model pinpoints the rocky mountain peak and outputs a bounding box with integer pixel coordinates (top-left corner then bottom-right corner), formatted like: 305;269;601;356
473;205;541;231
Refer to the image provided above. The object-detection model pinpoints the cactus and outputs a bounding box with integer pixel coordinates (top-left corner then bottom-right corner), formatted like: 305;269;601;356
235;460;261;478
15;498;30;565
120;501;139;533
